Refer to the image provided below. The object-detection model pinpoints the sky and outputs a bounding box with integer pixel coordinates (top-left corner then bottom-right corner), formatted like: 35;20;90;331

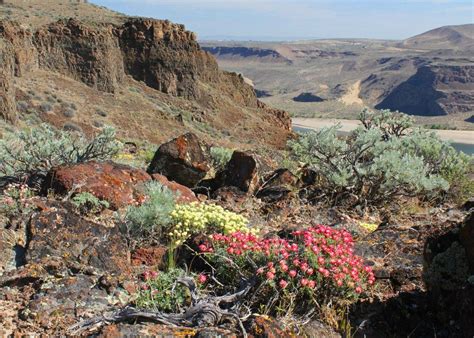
90;0;474;41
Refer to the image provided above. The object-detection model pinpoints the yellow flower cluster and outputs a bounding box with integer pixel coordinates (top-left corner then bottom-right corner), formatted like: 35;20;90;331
169;202;255;246
359;222;378;233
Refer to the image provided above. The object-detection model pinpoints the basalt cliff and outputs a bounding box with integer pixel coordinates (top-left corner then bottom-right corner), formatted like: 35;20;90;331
0;15;290;147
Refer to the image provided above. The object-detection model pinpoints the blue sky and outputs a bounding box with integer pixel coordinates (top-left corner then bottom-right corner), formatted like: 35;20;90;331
91;0;473;40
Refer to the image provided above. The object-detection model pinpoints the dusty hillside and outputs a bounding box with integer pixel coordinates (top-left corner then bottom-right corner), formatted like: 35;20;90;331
0;0;291;149
400;24;474;50
202;26;474;129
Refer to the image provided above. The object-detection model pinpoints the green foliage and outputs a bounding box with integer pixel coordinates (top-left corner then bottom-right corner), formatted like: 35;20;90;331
71;192;109;215
121;181;176;245
288;109;471;206
135;268;190;313
0;124;122;180
209;146;233;171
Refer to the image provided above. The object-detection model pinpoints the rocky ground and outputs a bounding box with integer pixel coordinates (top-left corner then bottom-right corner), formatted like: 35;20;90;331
0;132;473;337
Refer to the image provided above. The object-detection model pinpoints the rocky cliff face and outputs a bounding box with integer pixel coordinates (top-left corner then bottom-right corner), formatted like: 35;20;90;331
374;64;474;116
34;19;124;93
118;19;219;99
0;16;290;144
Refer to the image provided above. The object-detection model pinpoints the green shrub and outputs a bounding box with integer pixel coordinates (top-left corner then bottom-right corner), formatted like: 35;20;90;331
0;124;121;180
209;146;233;171
135;268;190;313
121;181;176;246
39;103;53;113
71;192;109;215
288;109;471;206
63;109;76;118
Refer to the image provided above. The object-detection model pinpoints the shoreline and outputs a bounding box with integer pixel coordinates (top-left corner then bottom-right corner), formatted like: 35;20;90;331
293;118;474;145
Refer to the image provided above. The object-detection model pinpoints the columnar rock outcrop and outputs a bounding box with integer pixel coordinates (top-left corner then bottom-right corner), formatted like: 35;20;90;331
34;19;125;93
118;19;219;99
0;39;16;123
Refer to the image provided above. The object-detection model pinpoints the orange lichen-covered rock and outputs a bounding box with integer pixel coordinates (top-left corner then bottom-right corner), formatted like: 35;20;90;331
147;133;209;188
151;173;198;203
43;161;151;210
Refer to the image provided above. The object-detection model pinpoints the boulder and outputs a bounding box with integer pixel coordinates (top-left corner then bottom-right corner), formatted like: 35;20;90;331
459;212;474;273
213;151;262;194
300;167;319;186
24;274;116;332
26;200;130;276
147;133;209;188
256;168;298;202
151;173;198;203
43;161;151;210
97;323;234;337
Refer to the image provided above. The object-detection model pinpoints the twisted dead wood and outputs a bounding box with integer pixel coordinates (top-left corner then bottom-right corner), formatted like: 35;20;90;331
68;277;255;337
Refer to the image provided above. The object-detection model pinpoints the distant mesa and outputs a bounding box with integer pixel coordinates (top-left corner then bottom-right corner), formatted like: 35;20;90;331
293;92;325;103
375;65;474;116
255;89;271;98
202;46;291;64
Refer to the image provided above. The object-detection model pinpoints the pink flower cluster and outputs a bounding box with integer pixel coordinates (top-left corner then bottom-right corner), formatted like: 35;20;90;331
203;225;375;295
0;183;32;213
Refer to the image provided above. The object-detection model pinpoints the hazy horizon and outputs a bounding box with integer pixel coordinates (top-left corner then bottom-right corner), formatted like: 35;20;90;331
90;0;473;41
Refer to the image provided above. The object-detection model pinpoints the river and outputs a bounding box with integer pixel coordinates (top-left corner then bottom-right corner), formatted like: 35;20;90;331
292;118;474;155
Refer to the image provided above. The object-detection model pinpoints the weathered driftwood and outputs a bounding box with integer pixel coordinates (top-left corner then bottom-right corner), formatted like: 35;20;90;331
68;277;255;336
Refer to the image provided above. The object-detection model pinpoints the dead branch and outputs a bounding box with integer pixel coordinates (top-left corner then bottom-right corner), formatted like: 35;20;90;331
68;277;256;337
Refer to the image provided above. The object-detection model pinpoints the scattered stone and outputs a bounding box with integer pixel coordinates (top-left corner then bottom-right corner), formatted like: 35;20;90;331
147;133;209;188
131;246;167;269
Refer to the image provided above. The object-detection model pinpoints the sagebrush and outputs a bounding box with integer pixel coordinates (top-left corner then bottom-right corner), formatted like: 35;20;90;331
209;146;233;171
121;181;176;247
288;109;472;206
0;124;121;181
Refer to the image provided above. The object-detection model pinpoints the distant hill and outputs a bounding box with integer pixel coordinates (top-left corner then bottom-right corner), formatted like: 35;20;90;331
401;24;474;50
